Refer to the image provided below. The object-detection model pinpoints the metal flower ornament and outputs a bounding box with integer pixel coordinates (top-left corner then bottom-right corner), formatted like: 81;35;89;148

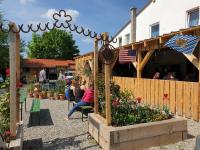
0;10;117;43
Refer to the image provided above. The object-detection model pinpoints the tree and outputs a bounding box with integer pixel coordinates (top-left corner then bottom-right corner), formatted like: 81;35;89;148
0;12;9;70
28;29;79;59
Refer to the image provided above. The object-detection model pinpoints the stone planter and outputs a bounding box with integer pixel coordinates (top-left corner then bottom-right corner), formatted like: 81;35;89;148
88;113;187;150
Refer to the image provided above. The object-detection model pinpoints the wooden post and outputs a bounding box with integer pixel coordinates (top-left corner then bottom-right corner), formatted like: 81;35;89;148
137;50;142;78
103;32;111;126
94;38;99;114
16;33;20;123
199;43;200;82
9;23;17;136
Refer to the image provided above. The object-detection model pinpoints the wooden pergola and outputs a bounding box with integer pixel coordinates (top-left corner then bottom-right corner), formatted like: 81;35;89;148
114;25;200;79
92;25;200;126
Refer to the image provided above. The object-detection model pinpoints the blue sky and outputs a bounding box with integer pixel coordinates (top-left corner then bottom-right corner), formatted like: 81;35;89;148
0;0;148;55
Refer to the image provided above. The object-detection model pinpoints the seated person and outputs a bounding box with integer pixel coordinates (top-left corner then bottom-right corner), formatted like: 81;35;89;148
153;72;160;79
68;80;76;101
65;82;94;120
75;80;86;102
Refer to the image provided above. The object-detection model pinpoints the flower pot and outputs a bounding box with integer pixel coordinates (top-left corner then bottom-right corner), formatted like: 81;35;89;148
42;91;47;99
54;93;59;100
47;92;53;99
34;92;39;99
59;94;65;100
39;92;43;99
29;92;34;98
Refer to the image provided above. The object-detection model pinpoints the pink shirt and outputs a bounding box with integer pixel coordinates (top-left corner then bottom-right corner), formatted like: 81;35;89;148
82;88;94;103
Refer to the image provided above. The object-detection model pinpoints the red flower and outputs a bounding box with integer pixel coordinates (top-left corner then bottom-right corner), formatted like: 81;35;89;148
16;82;23;88
112;99;120;107
136;97;142;103
5;130;10;135
5;68;10;77
163;94;169;100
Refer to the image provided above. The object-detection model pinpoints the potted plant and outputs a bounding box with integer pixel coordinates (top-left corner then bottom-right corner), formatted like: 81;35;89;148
41;90;47;99
27;84;34;98
54;90;60;100
56;80;66;100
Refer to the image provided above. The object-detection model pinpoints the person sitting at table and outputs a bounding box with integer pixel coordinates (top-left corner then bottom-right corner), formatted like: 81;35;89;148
68;80;76;101
65;82;94;120
153;72;160;79
75;80;86;102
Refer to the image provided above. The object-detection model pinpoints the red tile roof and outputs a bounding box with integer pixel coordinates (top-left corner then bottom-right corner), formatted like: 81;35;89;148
23;59;75;69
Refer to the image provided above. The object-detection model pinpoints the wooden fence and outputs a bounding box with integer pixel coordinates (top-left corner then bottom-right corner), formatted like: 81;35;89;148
113;76;200;121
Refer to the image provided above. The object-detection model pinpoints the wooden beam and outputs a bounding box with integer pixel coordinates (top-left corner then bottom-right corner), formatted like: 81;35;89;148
9;23;17;136
94;38;99;114
103;32;111;126
199;44;200;83
140;50;155;71
183;54;199;70
137;50;142;78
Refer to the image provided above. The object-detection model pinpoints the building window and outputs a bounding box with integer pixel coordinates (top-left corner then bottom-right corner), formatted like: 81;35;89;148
188;8;199;27
118;37;122;47
125;34;130;44
151;23;159;38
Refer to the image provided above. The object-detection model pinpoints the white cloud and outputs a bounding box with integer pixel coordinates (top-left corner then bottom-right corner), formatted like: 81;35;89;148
19;0;36;5
82;38;93;44
41;9;80;22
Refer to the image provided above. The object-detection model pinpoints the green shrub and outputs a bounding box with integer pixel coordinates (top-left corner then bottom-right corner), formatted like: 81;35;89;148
0;92;10;132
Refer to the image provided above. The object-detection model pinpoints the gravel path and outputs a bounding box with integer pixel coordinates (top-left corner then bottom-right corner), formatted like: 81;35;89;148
23;98;101;150
23;98;200;150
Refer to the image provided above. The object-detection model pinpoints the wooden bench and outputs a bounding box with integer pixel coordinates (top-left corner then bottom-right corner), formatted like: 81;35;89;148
72;102;94;122
19;89;27;121
30;99;41;125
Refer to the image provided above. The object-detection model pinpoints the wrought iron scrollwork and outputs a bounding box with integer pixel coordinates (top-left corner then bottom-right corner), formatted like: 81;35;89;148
0;10;117;43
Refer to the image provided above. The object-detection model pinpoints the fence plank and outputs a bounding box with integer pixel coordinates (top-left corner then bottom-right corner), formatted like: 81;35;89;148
159;80;164;109
176;82;183;116
169;81;176;114
185;83;192;118
146;79;151;106
150;80;155;107
192;83;199;121
164;80;170;108
143;79;147;104
154;80;159;108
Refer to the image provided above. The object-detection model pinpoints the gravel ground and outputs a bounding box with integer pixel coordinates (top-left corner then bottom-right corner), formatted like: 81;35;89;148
23;98;101;150
23;98;200;150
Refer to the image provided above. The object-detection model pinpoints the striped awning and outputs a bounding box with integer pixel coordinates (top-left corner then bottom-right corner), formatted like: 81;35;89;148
164;34;200;54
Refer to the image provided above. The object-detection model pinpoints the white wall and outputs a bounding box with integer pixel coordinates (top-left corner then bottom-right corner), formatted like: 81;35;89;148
111;0;200;48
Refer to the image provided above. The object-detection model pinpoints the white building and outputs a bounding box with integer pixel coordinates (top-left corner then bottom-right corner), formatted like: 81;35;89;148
112;0;200;48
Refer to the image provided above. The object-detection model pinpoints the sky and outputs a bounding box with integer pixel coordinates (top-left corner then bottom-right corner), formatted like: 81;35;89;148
0;0;148;55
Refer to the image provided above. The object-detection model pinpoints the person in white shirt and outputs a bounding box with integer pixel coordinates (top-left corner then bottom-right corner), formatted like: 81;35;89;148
58;70;65;80
39;68;46;83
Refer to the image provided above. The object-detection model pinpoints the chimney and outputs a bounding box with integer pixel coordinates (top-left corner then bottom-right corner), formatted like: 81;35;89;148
130;7;137;43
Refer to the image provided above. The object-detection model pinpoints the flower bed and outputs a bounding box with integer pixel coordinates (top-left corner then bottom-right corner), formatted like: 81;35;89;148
90;80;188;149
89;113;187;150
